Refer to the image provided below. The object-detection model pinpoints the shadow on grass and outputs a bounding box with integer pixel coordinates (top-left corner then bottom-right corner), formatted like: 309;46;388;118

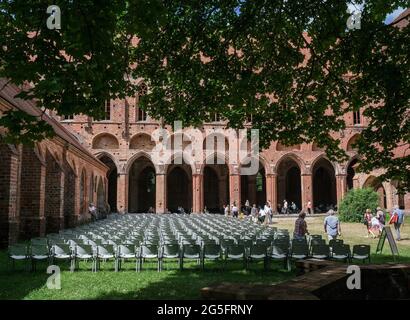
1;249;409;300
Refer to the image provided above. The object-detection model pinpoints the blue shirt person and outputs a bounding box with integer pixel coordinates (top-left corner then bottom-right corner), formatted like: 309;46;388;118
324;209;341;240
393;205;405;241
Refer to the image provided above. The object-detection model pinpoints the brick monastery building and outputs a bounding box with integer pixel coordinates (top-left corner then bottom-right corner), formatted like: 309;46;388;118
0;10;409;248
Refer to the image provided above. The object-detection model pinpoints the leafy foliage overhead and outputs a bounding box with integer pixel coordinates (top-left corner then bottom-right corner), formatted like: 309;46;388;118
0;0;409;190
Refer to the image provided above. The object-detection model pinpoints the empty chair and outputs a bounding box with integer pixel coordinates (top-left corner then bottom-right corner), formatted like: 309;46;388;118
30;244;52;271
352;245;371;263
247;244;268;270
268;240;290;270
332;244;351;262
96;245;117;271
224;245;246;269
292;238;308;247
159;244;180;271
309;238;326;254
51;243;74;271
311;244;330;259
220;238;235;253
8;244;29;270
31;237;48;246
180;244;201;270
74;244;96;272
329;239;344;250
290;243;309;260
309;234;323;241
255;238;272;247
138;244;160;272
202;244;222;270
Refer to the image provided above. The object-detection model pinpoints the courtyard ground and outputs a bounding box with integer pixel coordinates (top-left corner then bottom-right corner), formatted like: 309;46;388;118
0;216;408;300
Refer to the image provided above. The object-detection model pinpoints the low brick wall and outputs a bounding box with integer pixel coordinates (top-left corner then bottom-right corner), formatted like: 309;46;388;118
201;263;410;300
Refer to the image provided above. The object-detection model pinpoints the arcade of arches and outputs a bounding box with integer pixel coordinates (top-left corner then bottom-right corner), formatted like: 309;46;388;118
102;154;359;214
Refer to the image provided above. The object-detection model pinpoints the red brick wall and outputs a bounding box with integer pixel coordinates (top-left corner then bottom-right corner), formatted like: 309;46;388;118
19;146;46;239
45;152;64;233
0;143;19;248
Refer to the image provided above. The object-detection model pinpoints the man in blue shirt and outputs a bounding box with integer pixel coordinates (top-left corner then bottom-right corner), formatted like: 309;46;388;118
324;209;341;240
393;205;405;241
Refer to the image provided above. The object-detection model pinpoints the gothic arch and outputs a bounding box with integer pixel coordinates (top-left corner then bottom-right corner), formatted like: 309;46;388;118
129;133;155;151
92;133;119;149
346;134;360;152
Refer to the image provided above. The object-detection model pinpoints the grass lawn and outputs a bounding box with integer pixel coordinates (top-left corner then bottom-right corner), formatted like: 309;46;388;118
0;216;408;300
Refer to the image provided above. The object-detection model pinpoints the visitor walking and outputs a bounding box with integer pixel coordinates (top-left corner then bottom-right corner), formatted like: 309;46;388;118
363;209;373;238
370;215;382;238
324;209;341;240
390;205;405;241
258;206;266;223
264;202;272;224
294;212;309;240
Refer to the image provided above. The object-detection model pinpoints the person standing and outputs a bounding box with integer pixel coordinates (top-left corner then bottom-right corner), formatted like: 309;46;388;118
294;212;309;240
258;206;266;224
224;204;230;216
324;209;341;240
391;205;405;241
283;199;288;215
251;204;258;222
307;201;312;215
244;200;251;216
264;202;272;225
231;203;239;218
376;207;385;227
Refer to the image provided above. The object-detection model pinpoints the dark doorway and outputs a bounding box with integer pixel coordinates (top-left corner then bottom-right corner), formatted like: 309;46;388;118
313;158;337;212
167;164;192;213
128;156;156;213
277;158;302;211
98;155;117;212
241;163;266;208
203;164;229;213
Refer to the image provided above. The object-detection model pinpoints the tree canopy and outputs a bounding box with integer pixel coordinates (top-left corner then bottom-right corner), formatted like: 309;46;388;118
0;0;409;190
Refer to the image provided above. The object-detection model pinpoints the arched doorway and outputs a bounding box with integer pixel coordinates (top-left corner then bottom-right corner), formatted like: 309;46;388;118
241;162;266;208
203;164;229;213
312;158;337;212
363;176;387;209
347;158;358;190
98;155;117;212
167;163;192;213
277;157;302;212
128;156;156;213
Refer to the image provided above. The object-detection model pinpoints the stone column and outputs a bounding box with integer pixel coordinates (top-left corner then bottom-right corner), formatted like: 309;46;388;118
336;174;347;206
266;174;277;212
192;174;203;213
229;173;241;207
155;173;166;213
301;173;313;212
117;172;128;214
